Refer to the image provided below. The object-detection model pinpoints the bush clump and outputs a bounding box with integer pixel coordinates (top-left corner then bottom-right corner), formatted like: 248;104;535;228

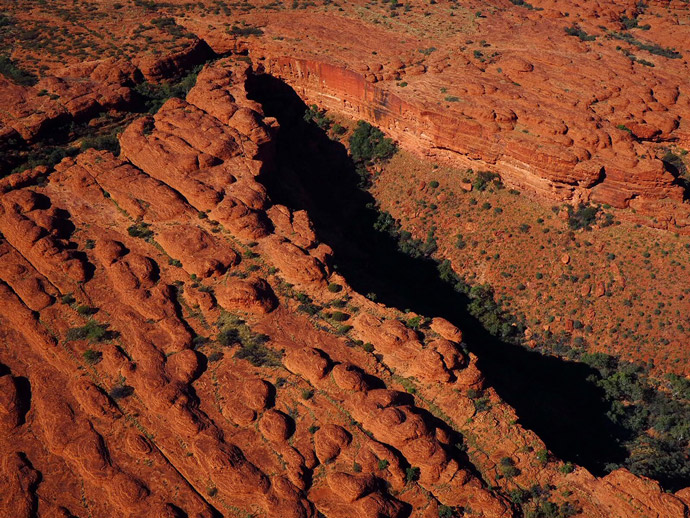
349;121;397;163
564;25;596;41
0;54;37;85
65;321;108;343
567;204;599;230
82;349;102;365
127;222;153;239
216;312;282;367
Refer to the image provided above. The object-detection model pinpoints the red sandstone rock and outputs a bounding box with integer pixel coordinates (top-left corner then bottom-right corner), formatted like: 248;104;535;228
216;277;278;314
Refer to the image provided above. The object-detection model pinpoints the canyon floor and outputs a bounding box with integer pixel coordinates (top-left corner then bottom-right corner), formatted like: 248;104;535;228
1;1;690;517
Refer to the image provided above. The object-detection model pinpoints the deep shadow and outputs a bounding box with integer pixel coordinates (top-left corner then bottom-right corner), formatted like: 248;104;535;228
15;376;32;426
246;72;632;475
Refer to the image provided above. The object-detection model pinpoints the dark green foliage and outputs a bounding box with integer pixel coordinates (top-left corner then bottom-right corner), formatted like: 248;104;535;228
405;315;423;329
134;0;159;9
335;324;353;335
620;16;650;30
65;321;108;342
10;145;78;175
303;104;332;130
511;485;578;518
373;211;438;258
567;204;599;230
150;17;194;38
349;121;396;163
438;505;455;518
127;222;153;239
76;305;97;316
0;54;37;85
473;396;491;412
4;100;130;175
298;302;321;316
377;459;389;470
327;282;342;293
499;457;520;478
81;132;120;155
82;349;102;365
330;311;349;322
134;64;203;113
473;170;502;191
564;25;596;41
559;462;574;474
207;351;223;362
229;24;264;36
216;313;282;367
577;351;690;488
610;31;681;59
405;466;420;482
509;0;541;10
666;373;690;399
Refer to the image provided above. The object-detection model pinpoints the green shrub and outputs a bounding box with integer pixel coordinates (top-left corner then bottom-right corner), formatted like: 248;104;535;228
509;0;540;9
65;321;108;342
610;31;681;59
405;466;420;482
127;222;153;239
81;132;120;155
473;170;501;191
349;121;396;163
559;461;575;473
303;104;332;130
133;64;203;113
61;294;76;305
473;396;491;412
216;312;282;367
564;25;596;41
82;349;102;365
229;24;264;36
0;54;37;85
330;311;349;322
499;457;520;478
567;204;598;230
76;305;97;315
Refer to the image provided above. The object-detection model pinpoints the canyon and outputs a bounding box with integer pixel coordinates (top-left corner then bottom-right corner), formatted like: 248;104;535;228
0;0;689;517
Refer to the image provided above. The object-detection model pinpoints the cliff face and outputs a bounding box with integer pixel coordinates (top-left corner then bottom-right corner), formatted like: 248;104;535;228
253;53;689;228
